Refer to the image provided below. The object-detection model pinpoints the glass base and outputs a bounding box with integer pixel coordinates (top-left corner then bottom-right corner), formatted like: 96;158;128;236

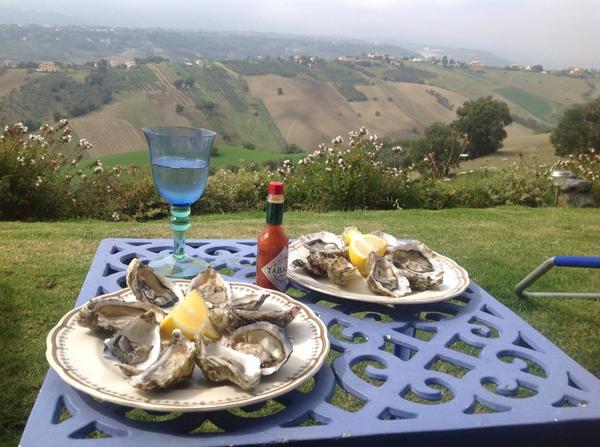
149;254;208;279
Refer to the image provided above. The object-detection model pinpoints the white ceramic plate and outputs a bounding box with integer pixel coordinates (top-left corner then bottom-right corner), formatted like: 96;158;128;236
46;281;329;412
288;238;470;305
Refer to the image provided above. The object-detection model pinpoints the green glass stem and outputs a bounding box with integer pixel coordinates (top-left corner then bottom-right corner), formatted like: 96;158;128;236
170;205;191;259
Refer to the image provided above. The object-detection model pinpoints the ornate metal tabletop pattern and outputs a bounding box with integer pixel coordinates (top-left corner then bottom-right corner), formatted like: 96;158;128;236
21;238;600;446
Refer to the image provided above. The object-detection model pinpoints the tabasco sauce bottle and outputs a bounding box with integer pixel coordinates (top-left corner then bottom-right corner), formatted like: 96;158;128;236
256;181;289;291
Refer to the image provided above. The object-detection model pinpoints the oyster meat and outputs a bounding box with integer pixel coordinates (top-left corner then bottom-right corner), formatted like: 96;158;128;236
195;335;261;390
78;298;164;334
129;329;196;390
103;310;161;371
324;256;357;286
230;292;268;311
227;322;293;375
299;231;343;254
293;250;357;286
209;305;299;334
188;266;232;309
389;241;444;291
366;252;411;297
126;258;183;308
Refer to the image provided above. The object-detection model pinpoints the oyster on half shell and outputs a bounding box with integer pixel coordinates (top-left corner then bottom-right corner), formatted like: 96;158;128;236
389;241;444;291
209;305;299;334
126;258;183;308
292;250;357;286
366;252;411;297
195;335;262;390
77;298;165;334
128;329;196;390
227;322;293;376
103;310;161;371
299;231;343;255
188;266;232;309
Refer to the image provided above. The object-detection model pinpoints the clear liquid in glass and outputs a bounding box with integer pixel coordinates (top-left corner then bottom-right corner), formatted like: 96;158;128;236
151;156;209;206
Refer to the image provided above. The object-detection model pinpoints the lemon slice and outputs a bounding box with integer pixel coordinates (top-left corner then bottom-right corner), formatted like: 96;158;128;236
159;289;221;341
343;226;362;245
348;233;387;276
363;234;388;256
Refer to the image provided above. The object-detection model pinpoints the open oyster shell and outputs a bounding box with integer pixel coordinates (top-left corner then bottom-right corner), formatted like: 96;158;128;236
292;250;357;286
209;305;299;334
78;298;165;334
129;329;196;391
389;241;444;291
366;252;411;297
126;258;183;308
195;335;262;390
227;322;293;376
103;310;161;371
188;266;232;309
299;231;343;255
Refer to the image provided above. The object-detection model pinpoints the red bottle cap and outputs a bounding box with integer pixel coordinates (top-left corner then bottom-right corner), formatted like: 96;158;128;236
268;181;284;195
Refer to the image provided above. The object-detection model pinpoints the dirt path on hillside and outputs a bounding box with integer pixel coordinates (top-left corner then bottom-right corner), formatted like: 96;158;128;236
147;64;194;108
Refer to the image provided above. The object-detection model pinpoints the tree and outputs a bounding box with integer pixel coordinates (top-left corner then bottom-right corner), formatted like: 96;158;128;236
175;104;185;114
184;77;195;88
551;98;600;156
173;79;183;89
277;87;283;95
442;55;448;68
453;96;512;157
411;122;464;178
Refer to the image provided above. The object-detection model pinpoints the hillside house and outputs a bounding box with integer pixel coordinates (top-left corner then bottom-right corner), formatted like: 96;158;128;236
124;60;136;69
336;56;353;64
36;61;61;72
469;60;482;68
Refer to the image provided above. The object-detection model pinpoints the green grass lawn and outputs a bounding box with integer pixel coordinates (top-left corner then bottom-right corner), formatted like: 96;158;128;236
80;145;304;172
1;207;599;445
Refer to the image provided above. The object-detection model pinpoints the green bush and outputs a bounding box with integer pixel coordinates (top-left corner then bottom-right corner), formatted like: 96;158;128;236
282;129;412;211
0;123;559;221
0;121;84;220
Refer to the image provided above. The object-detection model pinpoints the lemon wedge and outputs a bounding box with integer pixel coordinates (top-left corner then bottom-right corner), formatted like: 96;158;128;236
343;226;362;245
348;233;387;276
159;289;221;341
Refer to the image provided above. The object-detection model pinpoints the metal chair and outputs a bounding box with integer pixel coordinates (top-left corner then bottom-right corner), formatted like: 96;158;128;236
514;256;600;299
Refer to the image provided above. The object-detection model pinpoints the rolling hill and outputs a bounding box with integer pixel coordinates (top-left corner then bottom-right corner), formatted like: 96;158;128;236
1;57;599;166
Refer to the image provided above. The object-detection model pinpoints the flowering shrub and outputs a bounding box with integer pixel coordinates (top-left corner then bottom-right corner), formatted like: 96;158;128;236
196;168;271;214
70;163;165;221
0;121;88;220
552;149;600;183
551;149;600;201
0;122;562;221
281;127;413;211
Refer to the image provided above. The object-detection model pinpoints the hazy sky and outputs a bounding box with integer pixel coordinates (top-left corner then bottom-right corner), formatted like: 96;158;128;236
3;0;600;68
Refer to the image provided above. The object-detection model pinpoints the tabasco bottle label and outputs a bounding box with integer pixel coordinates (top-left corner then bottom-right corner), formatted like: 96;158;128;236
261;247;288;291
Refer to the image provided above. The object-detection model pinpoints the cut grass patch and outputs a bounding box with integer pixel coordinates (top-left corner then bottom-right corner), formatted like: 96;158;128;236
1;208;600;445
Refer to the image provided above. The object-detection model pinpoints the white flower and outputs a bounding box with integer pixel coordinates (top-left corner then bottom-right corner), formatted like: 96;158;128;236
111;212;120;221
325;167;332;172
35;176;42;187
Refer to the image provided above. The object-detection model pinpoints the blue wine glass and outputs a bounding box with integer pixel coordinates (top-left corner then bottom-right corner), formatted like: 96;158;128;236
143;126;216;278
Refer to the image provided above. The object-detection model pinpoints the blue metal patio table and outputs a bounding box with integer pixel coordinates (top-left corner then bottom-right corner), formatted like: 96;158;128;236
20;238;600;446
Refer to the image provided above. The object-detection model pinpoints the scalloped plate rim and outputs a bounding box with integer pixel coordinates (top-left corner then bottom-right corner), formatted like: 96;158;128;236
287;238;470;305
46;281;329;412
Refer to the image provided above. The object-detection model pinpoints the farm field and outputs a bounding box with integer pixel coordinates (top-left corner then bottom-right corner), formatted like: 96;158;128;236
1;61;599;158
459;132;556;171
0;68;46;96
